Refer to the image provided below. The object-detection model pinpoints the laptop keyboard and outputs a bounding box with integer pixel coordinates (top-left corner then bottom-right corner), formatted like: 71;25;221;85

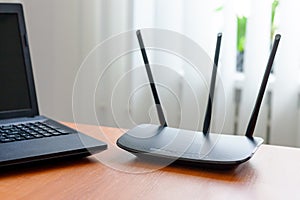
0;122;71;143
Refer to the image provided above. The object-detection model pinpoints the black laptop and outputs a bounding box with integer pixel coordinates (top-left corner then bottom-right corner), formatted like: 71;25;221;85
0;3;107;167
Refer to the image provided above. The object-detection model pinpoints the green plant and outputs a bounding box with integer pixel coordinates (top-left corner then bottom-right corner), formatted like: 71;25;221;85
271;0;279;41
237;16;247;52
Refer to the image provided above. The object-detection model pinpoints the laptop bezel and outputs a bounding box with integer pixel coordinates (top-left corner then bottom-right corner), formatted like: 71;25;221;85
0;3;39;120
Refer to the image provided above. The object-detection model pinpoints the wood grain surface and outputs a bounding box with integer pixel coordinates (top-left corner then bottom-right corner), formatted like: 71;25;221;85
0;122;300;200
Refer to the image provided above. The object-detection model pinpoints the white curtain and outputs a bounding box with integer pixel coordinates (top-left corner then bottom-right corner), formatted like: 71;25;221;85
130;0;300;147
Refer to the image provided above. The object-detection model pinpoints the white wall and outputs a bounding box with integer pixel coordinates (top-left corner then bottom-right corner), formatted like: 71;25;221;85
23;0;133;126
24;0;80;121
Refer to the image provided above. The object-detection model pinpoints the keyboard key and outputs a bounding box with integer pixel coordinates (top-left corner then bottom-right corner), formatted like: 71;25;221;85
28;131;39;135
1;125;13;130
39;131;47;134
42;133;52;137
0;138;15;143
24;135;35;139
52;132;62;136
33;134;43;138
6;135;17;138
8;131;19;135
15;136;25;141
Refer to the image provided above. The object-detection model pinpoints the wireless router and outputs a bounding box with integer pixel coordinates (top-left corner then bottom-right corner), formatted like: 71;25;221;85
117;30;281;168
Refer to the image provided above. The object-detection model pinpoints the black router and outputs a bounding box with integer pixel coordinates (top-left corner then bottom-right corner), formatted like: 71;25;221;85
117;30;281;168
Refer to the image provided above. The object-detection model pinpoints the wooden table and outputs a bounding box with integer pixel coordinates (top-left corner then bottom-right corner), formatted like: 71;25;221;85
1;122;300;200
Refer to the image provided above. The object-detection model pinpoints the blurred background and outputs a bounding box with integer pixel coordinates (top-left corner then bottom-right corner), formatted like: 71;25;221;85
9;0;300;147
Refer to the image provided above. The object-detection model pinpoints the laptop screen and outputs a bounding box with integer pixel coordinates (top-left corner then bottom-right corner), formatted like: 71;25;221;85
0;13;31;112
0;4;39;119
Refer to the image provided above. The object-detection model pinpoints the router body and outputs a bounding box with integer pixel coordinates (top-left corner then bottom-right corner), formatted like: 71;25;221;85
117;124;263;168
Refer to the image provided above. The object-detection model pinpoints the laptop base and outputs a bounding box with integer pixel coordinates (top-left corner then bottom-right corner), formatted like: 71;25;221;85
0;116;107;167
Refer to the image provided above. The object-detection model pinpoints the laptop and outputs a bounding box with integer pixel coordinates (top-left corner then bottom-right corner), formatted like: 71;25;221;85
0;3;107;167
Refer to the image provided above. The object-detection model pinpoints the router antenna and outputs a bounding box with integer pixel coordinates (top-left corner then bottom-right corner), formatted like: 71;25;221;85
136;30;168;127
203;33;222;135
245;34;281;138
